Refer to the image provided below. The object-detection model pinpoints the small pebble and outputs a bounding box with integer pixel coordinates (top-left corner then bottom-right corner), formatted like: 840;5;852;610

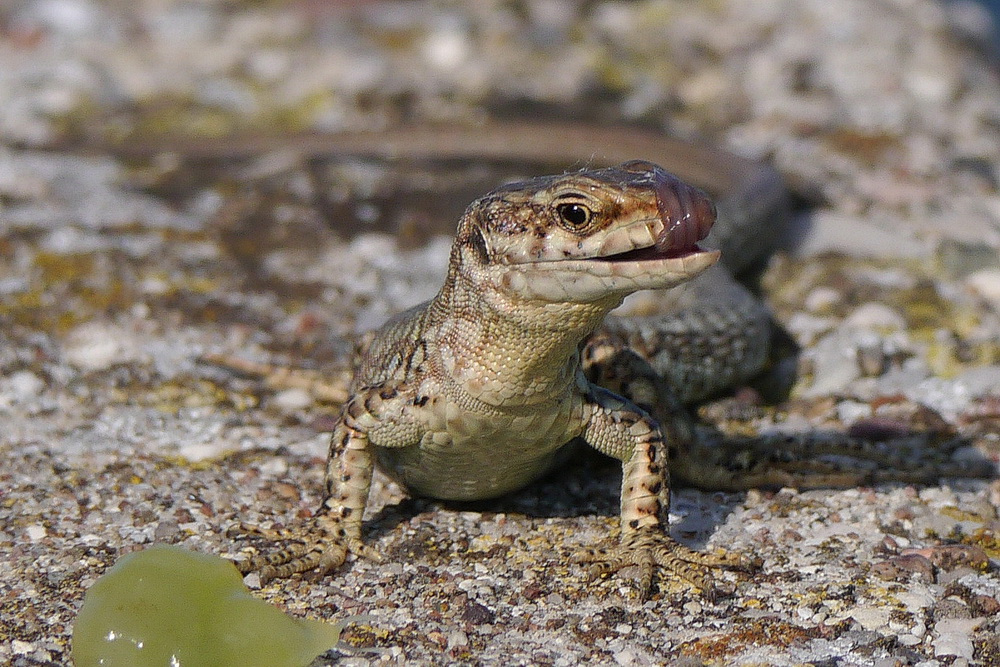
933;632;975;660
843;302;907;331
804;286;841;312
848;607;890;631
5;371;45;400
63;322;138;371
965;269;1000;312
272;388;313;413
26;524;47;541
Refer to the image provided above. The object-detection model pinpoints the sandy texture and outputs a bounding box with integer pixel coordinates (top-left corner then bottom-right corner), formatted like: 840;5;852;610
2;1;1000;665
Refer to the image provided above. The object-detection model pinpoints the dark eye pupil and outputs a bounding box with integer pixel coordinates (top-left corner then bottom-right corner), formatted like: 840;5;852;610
558;203;590;227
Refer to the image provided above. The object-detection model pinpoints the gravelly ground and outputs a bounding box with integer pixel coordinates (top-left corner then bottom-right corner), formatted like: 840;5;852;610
2;1;1000;665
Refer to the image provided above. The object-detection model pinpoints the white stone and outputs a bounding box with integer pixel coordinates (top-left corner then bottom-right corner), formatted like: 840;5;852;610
966;269;1000;312
11;640;34;655
5;371;45;400
896;590;936;613
63;321;141;371
272;388;313;413
178;442;228;462
848;606;890;631
934;617;986;634
26;524;47;541
843;302;907;331
804;286;841;312
933;632;974;660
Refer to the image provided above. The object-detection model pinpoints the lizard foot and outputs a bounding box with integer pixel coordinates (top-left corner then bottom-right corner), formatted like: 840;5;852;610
227;516;381;583
577;529;760;600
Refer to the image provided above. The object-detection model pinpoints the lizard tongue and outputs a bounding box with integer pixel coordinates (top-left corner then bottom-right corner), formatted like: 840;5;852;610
650;171;716;253
655;176;716;252
618;160;716;253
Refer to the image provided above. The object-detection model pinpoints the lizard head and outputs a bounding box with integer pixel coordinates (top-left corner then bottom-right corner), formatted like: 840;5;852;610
454;160;721;303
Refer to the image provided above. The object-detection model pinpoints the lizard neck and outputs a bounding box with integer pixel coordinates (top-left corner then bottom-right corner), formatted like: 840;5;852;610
425;260;620;408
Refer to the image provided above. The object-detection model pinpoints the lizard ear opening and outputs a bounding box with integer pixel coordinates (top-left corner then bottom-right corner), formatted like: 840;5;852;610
468;226;491;263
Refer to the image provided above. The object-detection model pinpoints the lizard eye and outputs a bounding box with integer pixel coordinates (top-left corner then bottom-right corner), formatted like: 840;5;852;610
556;202;592;229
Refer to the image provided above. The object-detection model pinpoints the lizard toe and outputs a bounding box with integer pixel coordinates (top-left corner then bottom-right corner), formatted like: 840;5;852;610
227;517;374;582
579;529;756;599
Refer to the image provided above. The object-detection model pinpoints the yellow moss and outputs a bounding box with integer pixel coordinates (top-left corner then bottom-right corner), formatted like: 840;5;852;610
678;617;818;661
966;528;1000;559
940;506;988;523
157;454;223;472
34;252;96;282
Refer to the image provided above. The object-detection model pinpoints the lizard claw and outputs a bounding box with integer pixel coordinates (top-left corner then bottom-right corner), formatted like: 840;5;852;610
227;516;381;583
576;529;760;599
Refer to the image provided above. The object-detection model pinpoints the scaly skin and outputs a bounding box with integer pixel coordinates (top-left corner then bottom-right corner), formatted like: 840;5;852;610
233;160;762;597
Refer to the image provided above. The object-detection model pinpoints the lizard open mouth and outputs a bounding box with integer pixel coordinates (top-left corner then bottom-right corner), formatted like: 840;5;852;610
599;239;703;263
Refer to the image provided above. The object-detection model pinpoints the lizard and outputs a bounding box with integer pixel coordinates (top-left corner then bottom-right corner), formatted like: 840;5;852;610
220;131;786;598
53;122;994;594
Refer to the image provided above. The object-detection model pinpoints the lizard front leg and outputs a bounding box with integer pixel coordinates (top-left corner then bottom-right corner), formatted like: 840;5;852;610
578;385;757;598
231;391;399;583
